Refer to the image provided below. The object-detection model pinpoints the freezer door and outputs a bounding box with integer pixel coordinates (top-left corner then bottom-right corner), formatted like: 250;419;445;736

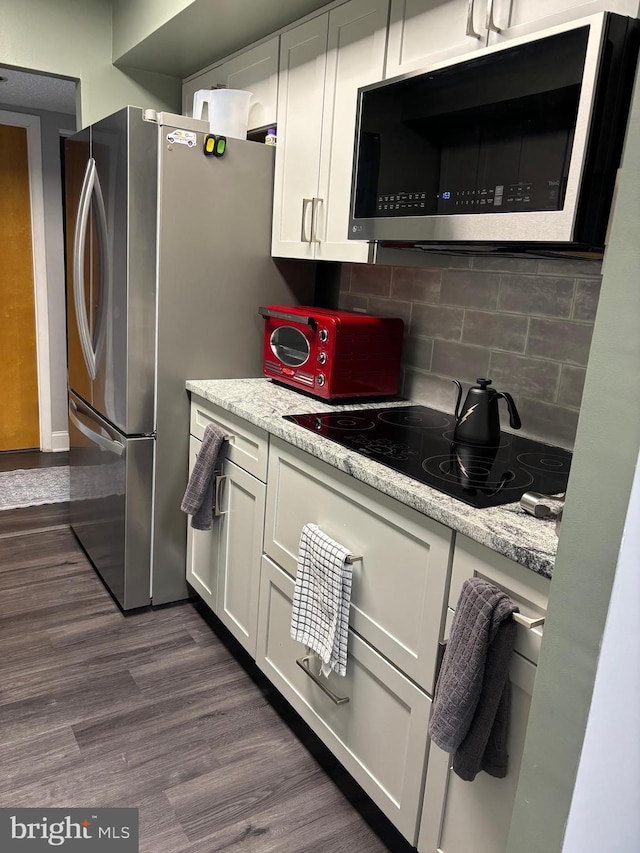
91;107;158;435
68;391;153;610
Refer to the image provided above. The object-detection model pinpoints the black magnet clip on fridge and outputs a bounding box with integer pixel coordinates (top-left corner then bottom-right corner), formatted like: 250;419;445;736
204;134;226;157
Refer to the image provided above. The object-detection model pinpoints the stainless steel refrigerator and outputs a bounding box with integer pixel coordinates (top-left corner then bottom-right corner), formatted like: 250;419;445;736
64;106;311;610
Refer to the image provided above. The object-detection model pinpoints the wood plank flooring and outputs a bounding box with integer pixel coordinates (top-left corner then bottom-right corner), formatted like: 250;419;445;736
0;525;416;852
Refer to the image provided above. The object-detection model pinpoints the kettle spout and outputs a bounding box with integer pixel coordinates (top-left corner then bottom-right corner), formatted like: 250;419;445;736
452;380;463;421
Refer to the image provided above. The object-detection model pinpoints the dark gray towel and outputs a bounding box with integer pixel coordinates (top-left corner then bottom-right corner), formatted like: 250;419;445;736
180;423;226;530
428;577;518;781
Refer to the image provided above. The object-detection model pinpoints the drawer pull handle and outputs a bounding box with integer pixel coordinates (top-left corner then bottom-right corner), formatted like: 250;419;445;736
512;612;545;629
296;656;350;705
213;474;228;517
345;554;363;564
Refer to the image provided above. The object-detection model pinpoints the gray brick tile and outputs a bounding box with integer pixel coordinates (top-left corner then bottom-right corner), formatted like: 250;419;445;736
367;296;412;328
488;352;561;403
462;310;528;352
338;293;368;312
402;368;459;412
498;275;575;318
391;266;441;303
339;264;352;293
440;269;500;309
431;340;491;384
558;365;587;408
402;335;434;370
572;279;601;322
526;318;594;366
516;397;579;449
536;258;602;278
350;265;392;297
410;303;464;341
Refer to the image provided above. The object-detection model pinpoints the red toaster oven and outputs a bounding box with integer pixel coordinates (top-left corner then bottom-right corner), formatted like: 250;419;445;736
258;305;404;400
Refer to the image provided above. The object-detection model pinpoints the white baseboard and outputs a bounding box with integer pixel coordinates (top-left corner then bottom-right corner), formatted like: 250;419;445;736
50;430;70;452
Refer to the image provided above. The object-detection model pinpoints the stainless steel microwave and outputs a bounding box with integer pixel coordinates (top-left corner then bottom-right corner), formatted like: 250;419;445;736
349;12;639;251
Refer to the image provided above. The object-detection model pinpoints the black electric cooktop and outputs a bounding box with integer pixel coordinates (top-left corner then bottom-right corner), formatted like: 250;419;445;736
284;405;572;509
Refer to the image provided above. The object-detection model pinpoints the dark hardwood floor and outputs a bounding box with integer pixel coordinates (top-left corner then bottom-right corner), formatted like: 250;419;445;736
0;522;416;852
0;448;69;472
0;450;70;535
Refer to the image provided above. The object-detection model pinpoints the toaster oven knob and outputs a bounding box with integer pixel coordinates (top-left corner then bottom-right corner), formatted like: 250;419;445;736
316;374;326;387
317;352;327;364
319;329;328;343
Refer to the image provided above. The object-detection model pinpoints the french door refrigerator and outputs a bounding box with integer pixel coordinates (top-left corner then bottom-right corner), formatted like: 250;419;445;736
64;106;310;610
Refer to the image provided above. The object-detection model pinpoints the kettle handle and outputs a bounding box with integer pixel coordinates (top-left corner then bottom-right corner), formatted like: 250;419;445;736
496;391;522;430
452;380;463;421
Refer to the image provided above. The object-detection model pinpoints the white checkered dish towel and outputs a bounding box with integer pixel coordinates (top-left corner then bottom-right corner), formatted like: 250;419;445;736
290;523;353;678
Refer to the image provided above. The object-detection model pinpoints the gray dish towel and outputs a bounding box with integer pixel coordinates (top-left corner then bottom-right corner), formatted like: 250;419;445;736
290;523;353;677
428;577;518;781
180;423;226;530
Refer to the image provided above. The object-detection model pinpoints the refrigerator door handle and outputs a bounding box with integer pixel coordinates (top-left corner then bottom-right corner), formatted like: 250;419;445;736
73;158;110;380
92;162;110;368
69;398;125;456
73;159;98;379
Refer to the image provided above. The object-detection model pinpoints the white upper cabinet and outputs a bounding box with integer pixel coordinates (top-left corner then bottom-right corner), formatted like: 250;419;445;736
182;37;279;131
387;0;640;77
487;0;640;45
272;0;389;262
386;0;489;77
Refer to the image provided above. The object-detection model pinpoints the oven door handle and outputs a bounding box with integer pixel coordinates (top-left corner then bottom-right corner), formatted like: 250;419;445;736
258;307;317;330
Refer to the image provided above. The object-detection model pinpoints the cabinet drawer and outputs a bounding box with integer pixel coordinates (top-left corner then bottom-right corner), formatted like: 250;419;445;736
418;646;536;853
449;536;550;666
190;395;268;481
256;556;431;844
264;438;453;692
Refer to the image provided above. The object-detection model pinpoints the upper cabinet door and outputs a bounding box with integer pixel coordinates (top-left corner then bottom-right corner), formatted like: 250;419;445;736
182;37;279;131
386;0;488;78
271;15;328;260
487;1;640;45
316;0;389;263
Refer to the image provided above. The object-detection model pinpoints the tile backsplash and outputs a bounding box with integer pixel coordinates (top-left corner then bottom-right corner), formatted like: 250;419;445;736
337;254;602;449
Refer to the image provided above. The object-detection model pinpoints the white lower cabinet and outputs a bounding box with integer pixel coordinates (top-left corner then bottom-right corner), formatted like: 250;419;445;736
256;555;432;844
186;398;268;658
417;535;549;853
187;396;552;848
263;437;453;693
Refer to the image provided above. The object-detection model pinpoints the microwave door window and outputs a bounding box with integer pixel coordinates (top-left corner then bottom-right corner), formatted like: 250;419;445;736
270;326;311;367
355;26;588;220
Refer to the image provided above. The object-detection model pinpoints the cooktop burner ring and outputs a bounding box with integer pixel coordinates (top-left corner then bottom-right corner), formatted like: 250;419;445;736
310;413;376;431
516;451;571;473
422;455;536;493
377;408;450;430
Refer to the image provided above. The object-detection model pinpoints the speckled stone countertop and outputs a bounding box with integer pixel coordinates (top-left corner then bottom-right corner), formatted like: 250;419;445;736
186;378;561;579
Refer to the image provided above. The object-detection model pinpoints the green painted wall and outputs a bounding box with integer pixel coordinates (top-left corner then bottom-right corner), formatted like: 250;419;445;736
507;67;640;853
0;0;181;127
111;0;195;60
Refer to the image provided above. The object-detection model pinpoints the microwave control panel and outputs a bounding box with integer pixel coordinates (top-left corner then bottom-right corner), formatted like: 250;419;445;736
375;181;560;216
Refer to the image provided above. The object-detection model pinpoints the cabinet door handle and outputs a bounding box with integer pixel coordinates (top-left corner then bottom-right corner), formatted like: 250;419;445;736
310;197;323;244
466;0;482;39
486;0;501;33
433;640;448;695
296;656;350;705
301;197;313;243
213;474;228;517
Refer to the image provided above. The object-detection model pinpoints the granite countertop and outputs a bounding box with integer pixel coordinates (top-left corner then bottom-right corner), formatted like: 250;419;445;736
186;378;561;579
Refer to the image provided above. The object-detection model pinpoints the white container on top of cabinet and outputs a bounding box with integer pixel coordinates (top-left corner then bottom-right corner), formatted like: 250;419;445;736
271;0;389;262
182;37;279;132
386;0;640;77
